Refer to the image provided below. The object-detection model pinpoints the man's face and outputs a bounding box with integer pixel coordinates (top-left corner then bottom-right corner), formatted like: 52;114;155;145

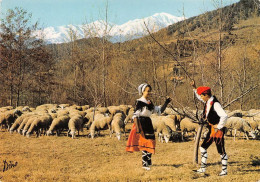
200;94;209;102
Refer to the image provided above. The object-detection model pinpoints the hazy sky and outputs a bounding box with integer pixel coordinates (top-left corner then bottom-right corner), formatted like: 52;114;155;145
1;0;239;28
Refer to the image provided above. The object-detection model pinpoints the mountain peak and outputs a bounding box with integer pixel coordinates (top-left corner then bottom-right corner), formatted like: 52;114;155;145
38;13;184;44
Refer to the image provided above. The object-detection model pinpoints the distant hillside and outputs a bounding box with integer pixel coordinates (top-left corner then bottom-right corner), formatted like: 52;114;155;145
167;0;260;36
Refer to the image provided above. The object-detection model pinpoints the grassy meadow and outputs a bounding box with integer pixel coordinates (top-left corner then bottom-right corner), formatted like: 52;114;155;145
0;125;259;182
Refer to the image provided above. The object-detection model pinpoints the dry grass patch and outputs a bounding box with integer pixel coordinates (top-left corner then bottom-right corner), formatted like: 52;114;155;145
0;129;259;182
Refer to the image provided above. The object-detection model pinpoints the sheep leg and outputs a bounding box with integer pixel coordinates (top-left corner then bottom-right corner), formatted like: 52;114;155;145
158;133;163;143
109;128;113;138
193;132;197;141
181;131;184;141
244;131;249;140
36;130;40;137
229;129;232;137
234;129;237;141
22;130;26;136
44;128;47;136
123;127;126;137
56;130;60;136
38;129;42;137
116;132;121;140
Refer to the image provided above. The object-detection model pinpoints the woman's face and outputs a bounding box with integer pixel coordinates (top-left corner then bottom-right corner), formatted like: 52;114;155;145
142;86;151;99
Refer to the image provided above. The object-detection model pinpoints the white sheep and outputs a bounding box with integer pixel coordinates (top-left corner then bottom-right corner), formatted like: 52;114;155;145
69;105;83;111
162;115;178;132
17;116;33;134
22;116;39;136
110;111;126;140
163;107;178;115
47;115;70;136
119;105;131;115
0;106;14;113
9;113;35;133
97;107;109;114
226;117;256;140
58;104;70;109
57;109;70;117
68;114;87;139
22;106;32;112
89;113;114;139
151;115;171;143
81;105;90;111
123;108;134;124
180;117;199;141
243;117;259;132
26;114;53;137
69;110;86;118
0;109;23;130
35;104;57;111
107;106;121;115
85;107;95;113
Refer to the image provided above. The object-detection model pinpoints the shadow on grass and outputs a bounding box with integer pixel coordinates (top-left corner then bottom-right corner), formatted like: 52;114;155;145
191;172;210;179
207;160;249;166
153;163;184;168
242;169;260;173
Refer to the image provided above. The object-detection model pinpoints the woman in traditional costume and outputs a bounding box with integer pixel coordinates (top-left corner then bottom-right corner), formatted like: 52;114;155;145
126;83;171;170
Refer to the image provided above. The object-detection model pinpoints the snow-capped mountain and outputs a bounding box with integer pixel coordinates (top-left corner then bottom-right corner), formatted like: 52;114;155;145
34;13;184;44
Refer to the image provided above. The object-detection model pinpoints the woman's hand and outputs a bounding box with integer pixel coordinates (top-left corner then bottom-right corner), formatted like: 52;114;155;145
134;117;140;133
165;96;172;104
161;96;172;114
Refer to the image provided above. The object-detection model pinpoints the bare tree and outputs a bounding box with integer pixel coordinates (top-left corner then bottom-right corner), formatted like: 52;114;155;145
0;7;53;107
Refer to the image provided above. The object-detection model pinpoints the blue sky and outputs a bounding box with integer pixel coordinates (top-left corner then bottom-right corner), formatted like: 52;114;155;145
1;0;239;28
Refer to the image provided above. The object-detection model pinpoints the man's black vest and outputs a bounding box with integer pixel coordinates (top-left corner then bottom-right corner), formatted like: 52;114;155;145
203;96;221;125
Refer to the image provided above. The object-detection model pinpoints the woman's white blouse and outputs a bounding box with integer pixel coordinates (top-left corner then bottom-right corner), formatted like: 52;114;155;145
132;97;161;119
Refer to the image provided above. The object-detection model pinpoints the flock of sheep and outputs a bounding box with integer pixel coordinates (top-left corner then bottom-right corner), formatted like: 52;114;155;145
0;104;259;142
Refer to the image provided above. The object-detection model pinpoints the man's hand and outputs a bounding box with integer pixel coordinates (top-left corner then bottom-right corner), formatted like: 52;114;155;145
214;125;219;133
190;80;196;89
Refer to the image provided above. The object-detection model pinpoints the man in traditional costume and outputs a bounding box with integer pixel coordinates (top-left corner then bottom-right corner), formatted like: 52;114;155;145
191;81;228;176
126;83;171;170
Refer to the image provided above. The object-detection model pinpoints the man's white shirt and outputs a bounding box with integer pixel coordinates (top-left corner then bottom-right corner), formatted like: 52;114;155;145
193;89;228;129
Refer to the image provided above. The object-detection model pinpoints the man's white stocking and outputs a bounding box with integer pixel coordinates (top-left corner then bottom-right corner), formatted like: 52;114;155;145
197;147;207;173
219;153;228;176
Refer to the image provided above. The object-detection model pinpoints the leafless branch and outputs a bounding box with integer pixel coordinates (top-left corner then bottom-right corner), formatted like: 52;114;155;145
223;84;258;109
143;21;193;81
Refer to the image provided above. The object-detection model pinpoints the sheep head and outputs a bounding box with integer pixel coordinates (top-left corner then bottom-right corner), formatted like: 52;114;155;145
249;131;256;139
116;133;121;140
164;135;170;143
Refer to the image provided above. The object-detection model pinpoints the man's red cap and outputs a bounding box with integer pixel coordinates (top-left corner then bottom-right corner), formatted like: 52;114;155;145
197;86;211;95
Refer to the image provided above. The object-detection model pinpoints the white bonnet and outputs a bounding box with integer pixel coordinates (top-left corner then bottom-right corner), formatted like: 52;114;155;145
138;83;149;95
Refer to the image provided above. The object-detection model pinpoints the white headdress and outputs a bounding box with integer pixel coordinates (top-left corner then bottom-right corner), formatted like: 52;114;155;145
138;83;148;95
